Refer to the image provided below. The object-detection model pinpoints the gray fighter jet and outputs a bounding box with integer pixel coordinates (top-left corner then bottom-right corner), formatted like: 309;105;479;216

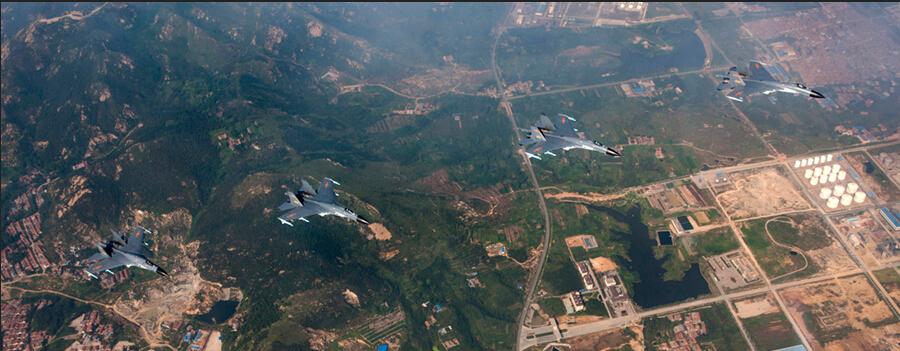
277;177;369;226
717;60;824;102
518;113;622;160
84;226;167;279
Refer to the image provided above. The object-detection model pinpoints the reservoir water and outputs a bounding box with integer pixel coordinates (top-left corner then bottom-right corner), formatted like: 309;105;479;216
195;300;239;324
586;204;710;308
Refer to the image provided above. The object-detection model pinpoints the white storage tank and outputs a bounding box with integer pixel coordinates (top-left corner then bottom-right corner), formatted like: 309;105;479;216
807;158;814;166
804;169;814;179
794;160;801;168
854;192;867;203
847;182;859;194
819;175;828;184
819;188;832;199
833;185;845;197
810;177;819;186
832;164;841;173
823;165;832;175
814;167;822;177
841;194;853;206
827;197;839;209
814;156;821;164
828;173;837;183
826;154;833;162
837;170;847;181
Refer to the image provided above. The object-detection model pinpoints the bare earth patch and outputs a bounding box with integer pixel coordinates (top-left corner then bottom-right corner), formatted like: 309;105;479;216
590;257;619;273
368;223;392;241
779;274;898;350
717;168;810;219
545;191;625;204
733;294;779;319
114;209;241;339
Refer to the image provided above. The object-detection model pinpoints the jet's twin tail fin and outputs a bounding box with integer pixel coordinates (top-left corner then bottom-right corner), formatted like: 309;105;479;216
535;114;556;132
299;180;317;197
279;191;302;211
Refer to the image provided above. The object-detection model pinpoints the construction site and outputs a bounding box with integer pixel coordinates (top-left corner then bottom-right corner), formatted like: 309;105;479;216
779;274;899;350
713;167;811;220
832;210;899;267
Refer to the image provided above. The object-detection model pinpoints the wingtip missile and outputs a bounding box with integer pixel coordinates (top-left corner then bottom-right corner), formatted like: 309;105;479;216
278;217;294;226
558;113;576;121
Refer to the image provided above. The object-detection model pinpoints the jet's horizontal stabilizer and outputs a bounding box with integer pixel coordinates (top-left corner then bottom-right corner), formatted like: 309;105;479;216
278;202;298;212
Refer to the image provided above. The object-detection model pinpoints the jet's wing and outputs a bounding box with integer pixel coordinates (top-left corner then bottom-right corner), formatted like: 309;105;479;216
748;61;776;82
279;202;324;223
554;114;578;137
526;137;570;158
122;227;148;255
312;178;338;204
722;80;777;102
742;80;779;96
85;254;127;277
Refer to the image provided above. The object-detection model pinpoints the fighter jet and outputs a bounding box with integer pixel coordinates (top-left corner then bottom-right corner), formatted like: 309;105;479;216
518;113;622;160
84;226;168;279
717;60;825;102
277;177;370;226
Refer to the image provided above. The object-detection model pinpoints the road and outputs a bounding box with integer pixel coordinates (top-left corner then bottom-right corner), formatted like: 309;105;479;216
507;66;731;101
490;16;556;351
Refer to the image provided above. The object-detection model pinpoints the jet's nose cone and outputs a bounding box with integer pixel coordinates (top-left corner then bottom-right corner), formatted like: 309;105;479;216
606;148;622;158
156;267;169;277
356;216;370;225
810;90;825;99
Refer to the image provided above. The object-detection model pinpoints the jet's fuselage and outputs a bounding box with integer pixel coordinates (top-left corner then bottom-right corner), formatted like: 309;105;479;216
744;79;825;99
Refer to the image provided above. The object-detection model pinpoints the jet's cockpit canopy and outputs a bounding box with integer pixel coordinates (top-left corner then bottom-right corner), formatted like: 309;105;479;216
796;83;808;89
592;140;604;147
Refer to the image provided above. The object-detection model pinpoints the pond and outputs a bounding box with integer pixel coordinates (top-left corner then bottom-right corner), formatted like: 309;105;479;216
586;204;710;308
195;300;239;324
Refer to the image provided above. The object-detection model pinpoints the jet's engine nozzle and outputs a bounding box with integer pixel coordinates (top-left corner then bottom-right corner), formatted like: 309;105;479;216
605;147;623;158
356;216;370;225
155;267;169;277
